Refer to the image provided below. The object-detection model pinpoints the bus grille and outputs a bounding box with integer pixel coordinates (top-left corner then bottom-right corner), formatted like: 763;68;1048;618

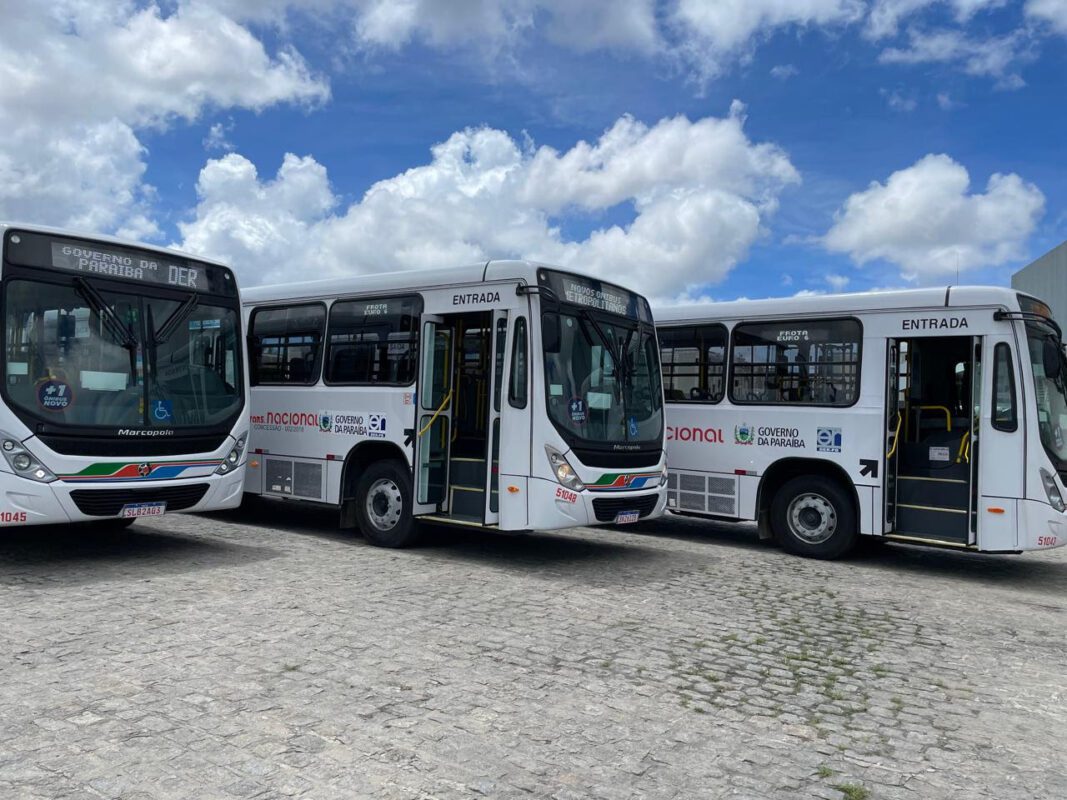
70;484;210;516
592;494;659;522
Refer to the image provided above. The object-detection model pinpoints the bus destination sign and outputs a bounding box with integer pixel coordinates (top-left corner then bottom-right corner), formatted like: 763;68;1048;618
538;269;651;321
3;230;236;296
51;243;202;289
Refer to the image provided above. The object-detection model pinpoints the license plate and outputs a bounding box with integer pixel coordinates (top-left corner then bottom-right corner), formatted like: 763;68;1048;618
614;511;640;524
120;502;166;518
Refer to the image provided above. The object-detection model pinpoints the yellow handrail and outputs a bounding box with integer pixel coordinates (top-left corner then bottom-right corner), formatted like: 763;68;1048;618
916;405;952;431
417;389;453;437
956;431;971;464
886;413;903;459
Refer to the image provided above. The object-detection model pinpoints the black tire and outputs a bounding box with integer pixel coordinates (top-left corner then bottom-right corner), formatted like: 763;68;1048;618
353;460;419;548
769;475;857;559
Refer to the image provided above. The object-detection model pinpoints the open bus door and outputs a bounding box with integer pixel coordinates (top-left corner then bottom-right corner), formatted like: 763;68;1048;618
975;334;1025;549
414;316;453;515
884;335;979;546
483;310;509;526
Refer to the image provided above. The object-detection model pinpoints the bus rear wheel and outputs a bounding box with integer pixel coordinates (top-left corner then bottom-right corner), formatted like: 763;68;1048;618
770;475;857;559
354;460;419;548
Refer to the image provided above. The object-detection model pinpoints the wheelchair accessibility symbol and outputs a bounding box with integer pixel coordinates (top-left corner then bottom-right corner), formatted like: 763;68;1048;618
152;400;174;422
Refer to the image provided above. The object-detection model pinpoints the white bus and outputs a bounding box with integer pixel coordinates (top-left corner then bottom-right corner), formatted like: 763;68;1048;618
0;223;248;527
656;286;1067;558
242;262;667;546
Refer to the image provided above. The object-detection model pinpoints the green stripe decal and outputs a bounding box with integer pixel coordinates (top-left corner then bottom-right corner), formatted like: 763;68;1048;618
68;463;133;477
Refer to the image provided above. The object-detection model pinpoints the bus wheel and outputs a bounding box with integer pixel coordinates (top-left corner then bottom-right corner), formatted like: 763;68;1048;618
354;461;419;548
770;475;856;559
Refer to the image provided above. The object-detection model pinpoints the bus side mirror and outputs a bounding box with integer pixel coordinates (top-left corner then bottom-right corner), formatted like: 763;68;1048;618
542;315;561;353
1044;339;1062;380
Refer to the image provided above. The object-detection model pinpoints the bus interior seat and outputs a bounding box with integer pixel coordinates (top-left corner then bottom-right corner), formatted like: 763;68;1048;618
330;346;368;382
288;356;309;383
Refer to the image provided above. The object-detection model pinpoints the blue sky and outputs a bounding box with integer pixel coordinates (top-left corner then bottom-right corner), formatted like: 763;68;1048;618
2;1;1065;302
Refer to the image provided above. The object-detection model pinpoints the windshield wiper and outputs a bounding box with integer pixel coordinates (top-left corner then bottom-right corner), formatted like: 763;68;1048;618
73;278;137;350
576;308;621;364
152;292;199;345
74;277;139;380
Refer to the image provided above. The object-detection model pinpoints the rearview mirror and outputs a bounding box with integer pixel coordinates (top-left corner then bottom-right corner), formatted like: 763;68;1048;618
1043;338;1062;380
542;314;561;354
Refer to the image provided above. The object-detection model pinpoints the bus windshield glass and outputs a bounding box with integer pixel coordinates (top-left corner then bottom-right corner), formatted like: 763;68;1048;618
3;277;242;429
537;270;662;450
542;311;662;446
1025;321;1067;469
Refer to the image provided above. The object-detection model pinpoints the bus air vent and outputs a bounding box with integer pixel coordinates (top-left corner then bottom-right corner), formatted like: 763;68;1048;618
70;484;210;516
593;494;659;522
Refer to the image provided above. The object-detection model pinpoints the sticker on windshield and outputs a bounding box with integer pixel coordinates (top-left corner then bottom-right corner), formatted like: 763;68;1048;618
151;400;174;423
569;398;587;425
628;416;639;437
37;379;74;411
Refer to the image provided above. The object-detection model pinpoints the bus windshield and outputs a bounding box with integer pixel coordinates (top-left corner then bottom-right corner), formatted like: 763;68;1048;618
542;309;663;448
1025;321;1067;470
4;277;242;429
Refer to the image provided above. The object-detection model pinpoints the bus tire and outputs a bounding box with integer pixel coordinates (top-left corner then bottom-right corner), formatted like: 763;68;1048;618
354;460;419;548
770;475;857;559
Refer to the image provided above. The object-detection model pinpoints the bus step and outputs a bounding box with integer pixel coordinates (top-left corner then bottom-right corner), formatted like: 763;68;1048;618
894;504;969;542
450;458;487;489
449;485;485;519
896;476;970;508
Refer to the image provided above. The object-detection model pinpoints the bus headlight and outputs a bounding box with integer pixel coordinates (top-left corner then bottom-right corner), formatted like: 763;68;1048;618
661;463;669;487
545;445;584;491
1040;468;1065;512
216;434;247;475
0;433;57;483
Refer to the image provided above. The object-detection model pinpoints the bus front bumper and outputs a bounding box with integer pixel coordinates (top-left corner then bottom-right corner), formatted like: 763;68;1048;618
1018;498;1067;551
526;477;667;530
0;469;246;527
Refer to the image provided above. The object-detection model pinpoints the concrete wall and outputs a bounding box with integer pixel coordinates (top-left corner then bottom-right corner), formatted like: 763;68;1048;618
1012;241;1067;326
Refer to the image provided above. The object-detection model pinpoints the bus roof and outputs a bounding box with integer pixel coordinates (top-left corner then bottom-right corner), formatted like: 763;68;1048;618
240;259;633;306
654;285;1026;323
0;221;230;270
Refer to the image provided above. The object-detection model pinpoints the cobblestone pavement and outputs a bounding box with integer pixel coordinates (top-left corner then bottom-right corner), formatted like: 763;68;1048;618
1;504;1065;800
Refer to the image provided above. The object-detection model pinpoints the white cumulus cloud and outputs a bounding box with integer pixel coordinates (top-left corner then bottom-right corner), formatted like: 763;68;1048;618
878;27;1030;87
1026;0;1067;34
349;0;661;54
822;153;1045;280
865;0;1006;38
0;1;328;236
178;105;799;300
672;0;865;79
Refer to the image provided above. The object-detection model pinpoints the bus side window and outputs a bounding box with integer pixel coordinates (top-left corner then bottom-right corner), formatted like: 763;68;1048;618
659;324;726;403
249;304;326;386
324;296;422;385
729;318;861;407
509;317;528;408
992;342;1018;432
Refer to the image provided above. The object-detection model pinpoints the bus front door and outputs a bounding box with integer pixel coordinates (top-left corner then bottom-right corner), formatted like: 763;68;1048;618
414;316;453;515
885;336;977;545
975;334;1024;550
484;310;508;526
